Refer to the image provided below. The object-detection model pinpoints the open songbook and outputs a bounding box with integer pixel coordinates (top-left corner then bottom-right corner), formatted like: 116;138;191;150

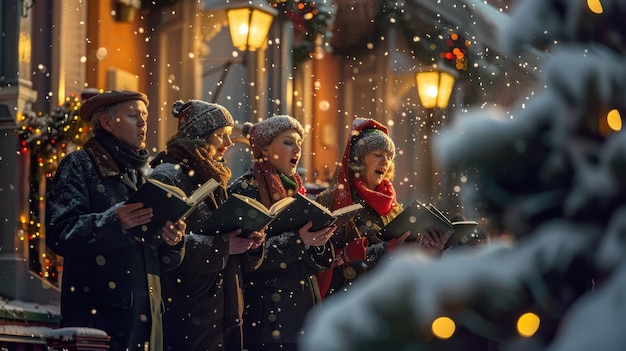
266;193;363;235
378;200;477;249
202;194;296;237
203;192;363;237
126;178;220;246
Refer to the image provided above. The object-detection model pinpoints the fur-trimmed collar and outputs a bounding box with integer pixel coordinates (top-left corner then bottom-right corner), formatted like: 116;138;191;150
83;137;122;178
83;137;145;190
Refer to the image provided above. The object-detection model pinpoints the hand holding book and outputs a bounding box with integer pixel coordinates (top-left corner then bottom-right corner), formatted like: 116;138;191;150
297;221;337;247
160;219;186;247
388;227;445;254
125;178;220;246
415;227;447;254
379;200;477;250
226;228;265;254
206;192;363;239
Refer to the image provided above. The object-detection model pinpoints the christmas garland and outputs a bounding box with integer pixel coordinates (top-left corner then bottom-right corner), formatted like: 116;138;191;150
143;0;335;66
17;95;91;285
268;0;336;65
379;0;470;72
18;95;91;174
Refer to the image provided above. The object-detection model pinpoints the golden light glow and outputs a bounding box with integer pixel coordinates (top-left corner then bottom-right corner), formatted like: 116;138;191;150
18;32;32;64
587;0;603;14
517;312;540;337
431;316;456;339
607;109;622;131
416;70;456;109
226;4;277;51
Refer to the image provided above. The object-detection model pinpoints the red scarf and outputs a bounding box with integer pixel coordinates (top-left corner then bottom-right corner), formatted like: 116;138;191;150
353;177;396;216
331;118;394;213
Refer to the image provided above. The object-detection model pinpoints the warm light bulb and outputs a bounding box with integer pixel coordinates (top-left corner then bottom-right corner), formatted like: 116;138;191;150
427;86;439;98
517;312;540;337
431;316;455;339
607;109;622;131
237;24;249;36
587;0;603;14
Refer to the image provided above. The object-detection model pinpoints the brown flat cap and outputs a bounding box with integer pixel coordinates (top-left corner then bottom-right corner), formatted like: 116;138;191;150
80;90;149;122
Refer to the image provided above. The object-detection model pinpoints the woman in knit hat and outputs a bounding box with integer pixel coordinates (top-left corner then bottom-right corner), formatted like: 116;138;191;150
228;115;335;351
315;118;447;297
149;100;265;351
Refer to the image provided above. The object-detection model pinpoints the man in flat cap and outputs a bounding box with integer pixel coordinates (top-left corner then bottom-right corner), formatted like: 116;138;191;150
46;90;186;351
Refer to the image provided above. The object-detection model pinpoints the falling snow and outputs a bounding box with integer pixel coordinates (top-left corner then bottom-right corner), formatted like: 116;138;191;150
301;0;626;350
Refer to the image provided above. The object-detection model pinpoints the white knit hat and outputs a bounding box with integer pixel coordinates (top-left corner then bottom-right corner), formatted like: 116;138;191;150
243;115;305;158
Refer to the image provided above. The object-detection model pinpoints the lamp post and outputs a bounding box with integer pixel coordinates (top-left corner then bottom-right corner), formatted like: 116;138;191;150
415;66;457;203
209;0;278;105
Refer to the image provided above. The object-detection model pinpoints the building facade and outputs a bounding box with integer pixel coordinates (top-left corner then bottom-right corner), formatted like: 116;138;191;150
0;0;536;315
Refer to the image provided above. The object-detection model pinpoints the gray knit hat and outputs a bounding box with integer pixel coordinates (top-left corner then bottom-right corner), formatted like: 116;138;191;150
243;115;305;158
172;100;234;138
350;123;395;161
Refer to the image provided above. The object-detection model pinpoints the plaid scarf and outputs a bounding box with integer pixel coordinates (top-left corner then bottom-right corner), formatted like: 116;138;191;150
253;159;304;208
152;137;232;188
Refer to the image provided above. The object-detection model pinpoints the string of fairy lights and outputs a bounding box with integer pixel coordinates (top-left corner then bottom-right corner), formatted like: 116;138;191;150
17;95;91;284
16;0;337;286
15;1;470;286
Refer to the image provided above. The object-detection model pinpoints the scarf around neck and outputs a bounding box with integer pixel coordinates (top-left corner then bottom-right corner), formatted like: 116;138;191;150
331;118;393;213
94;129;149;171
151;137;232;187
253;159;304;208
352;176;396;216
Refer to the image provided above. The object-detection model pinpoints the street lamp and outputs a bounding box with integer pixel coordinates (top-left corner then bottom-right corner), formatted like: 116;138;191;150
225;0;278;51
206;0;278;103
415;68;456;109
415;65;457;204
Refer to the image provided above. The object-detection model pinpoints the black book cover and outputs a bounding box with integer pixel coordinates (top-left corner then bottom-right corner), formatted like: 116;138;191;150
201;194;289;237
267;193;362;235
379;201;452;242
126;178;219;246
379;200;477;247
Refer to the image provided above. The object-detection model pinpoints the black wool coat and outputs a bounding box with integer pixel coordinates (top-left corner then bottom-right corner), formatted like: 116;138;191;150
228;170;334;349
46;137;184;351
150;160;264;351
